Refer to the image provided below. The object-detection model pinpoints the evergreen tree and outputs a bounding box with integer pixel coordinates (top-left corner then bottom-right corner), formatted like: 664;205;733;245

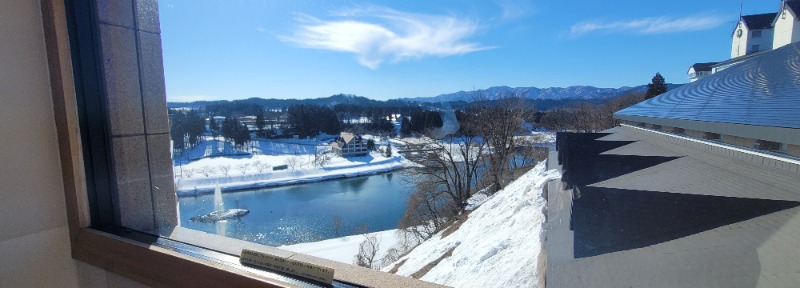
255;110;266;138
645;72;668;100
400;116;412;136
233;122;250;149
221;117;238;142
385;143;392;157
366;139;376;151
209;116;220;139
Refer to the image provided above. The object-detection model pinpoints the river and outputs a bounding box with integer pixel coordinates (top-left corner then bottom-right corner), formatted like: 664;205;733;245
178;171;413;246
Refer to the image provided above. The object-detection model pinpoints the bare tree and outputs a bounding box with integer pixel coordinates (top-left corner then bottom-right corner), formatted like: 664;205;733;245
218;164;231;177
184;168;194;178
474;95;532;190
197;166;214;177
313;149;331;167
254;161;271;173
285;155;302;170
397;179;457;240
354;232;380;269
237;163;249;175
415;132;486;211
539;109;575;132
379;248;401;269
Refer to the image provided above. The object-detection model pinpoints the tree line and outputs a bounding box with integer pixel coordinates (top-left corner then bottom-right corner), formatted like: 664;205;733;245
538;73;667;132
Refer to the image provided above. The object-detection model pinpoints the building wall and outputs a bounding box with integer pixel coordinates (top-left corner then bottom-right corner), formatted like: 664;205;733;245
0;1;147;287
732;22;751;58
684;129;705;139
732;20;774;58
788;144;800;157
752;28;774;53
773;8;800;49
721;134;758;149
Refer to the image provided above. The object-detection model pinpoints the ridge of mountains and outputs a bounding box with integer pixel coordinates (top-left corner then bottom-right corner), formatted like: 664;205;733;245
402;83;683;103
167;84;683;108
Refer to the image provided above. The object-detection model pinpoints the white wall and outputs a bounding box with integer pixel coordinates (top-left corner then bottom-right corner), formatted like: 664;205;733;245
773;8;800;49
731;22;749;58
0;1;146;287
731;20;775;58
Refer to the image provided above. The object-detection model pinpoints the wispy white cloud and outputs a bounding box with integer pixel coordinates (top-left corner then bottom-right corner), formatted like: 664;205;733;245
569;15;727;37
281;7;493;69
495;0;534;21
168;95;218;103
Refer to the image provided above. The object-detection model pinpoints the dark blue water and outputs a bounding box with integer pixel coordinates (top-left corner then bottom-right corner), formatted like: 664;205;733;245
178;171;412;246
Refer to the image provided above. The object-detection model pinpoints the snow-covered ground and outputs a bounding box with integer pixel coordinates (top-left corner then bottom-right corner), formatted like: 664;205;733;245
280;230;399;265
515;131;556;144
279;162;560;287
173;137;410;195
383;162;560;287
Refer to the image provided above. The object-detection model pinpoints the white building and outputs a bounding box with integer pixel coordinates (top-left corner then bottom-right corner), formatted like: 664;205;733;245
773;1;800;49
731;13;776;58
687;62;717;82
331;132;369;157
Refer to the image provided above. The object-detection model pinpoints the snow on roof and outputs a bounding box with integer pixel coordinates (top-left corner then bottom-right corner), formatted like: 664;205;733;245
341;132;355;144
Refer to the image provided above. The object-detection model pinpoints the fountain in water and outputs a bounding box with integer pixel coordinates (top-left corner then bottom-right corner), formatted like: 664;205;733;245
190;184;249;223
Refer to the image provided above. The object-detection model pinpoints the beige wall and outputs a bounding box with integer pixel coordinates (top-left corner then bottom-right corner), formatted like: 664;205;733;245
722;134;757;149
788;144;800;157
0;1;146;287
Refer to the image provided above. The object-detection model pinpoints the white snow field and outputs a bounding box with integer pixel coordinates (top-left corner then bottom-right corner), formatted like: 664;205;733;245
383;162;560;288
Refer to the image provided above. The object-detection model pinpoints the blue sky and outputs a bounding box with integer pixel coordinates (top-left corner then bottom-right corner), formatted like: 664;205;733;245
159;0;779;102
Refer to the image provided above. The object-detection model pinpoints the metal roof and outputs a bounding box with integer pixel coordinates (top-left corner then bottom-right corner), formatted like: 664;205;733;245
615;42;800;130
688;62;717;72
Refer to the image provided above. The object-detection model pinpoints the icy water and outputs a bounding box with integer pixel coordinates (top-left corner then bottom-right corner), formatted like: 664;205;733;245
178;171;413;246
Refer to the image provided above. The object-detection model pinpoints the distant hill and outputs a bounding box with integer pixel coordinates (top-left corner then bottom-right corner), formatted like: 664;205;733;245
403;84;683;103
168;94;415;109
168;84;684;109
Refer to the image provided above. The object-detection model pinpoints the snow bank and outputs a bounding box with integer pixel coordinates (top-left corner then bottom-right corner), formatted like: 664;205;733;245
515;132;556;144
280;230;399;265
174;155;408;195
173;137;411;195
382;162;560;288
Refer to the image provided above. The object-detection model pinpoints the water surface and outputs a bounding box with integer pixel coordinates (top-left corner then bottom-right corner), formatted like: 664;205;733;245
178;171;412;246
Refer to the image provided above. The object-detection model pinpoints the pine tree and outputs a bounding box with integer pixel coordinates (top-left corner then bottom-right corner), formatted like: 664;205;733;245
645;72;668;100
400;116;411;136
385;143;392;157
209;116;220;139
255;110;266;138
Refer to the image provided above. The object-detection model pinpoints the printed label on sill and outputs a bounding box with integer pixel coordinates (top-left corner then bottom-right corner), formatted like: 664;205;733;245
240;249;334;285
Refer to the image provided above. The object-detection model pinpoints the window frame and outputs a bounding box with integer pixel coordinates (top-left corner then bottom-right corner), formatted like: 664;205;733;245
48;1;438;287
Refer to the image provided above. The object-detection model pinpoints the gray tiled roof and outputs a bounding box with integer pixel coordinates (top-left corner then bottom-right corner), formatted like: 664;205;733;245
740;13;778;31
689;62;718;72
615;42;800;130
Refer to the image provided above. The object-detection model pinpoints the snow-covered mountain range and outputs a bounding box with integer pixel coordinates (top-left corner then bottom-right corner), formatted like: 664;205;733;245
404;84;683;103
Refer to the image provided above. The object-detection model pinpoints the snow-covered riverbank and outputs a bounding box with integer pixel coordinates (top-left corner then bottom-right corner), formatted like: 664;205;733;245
173;138;411;196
